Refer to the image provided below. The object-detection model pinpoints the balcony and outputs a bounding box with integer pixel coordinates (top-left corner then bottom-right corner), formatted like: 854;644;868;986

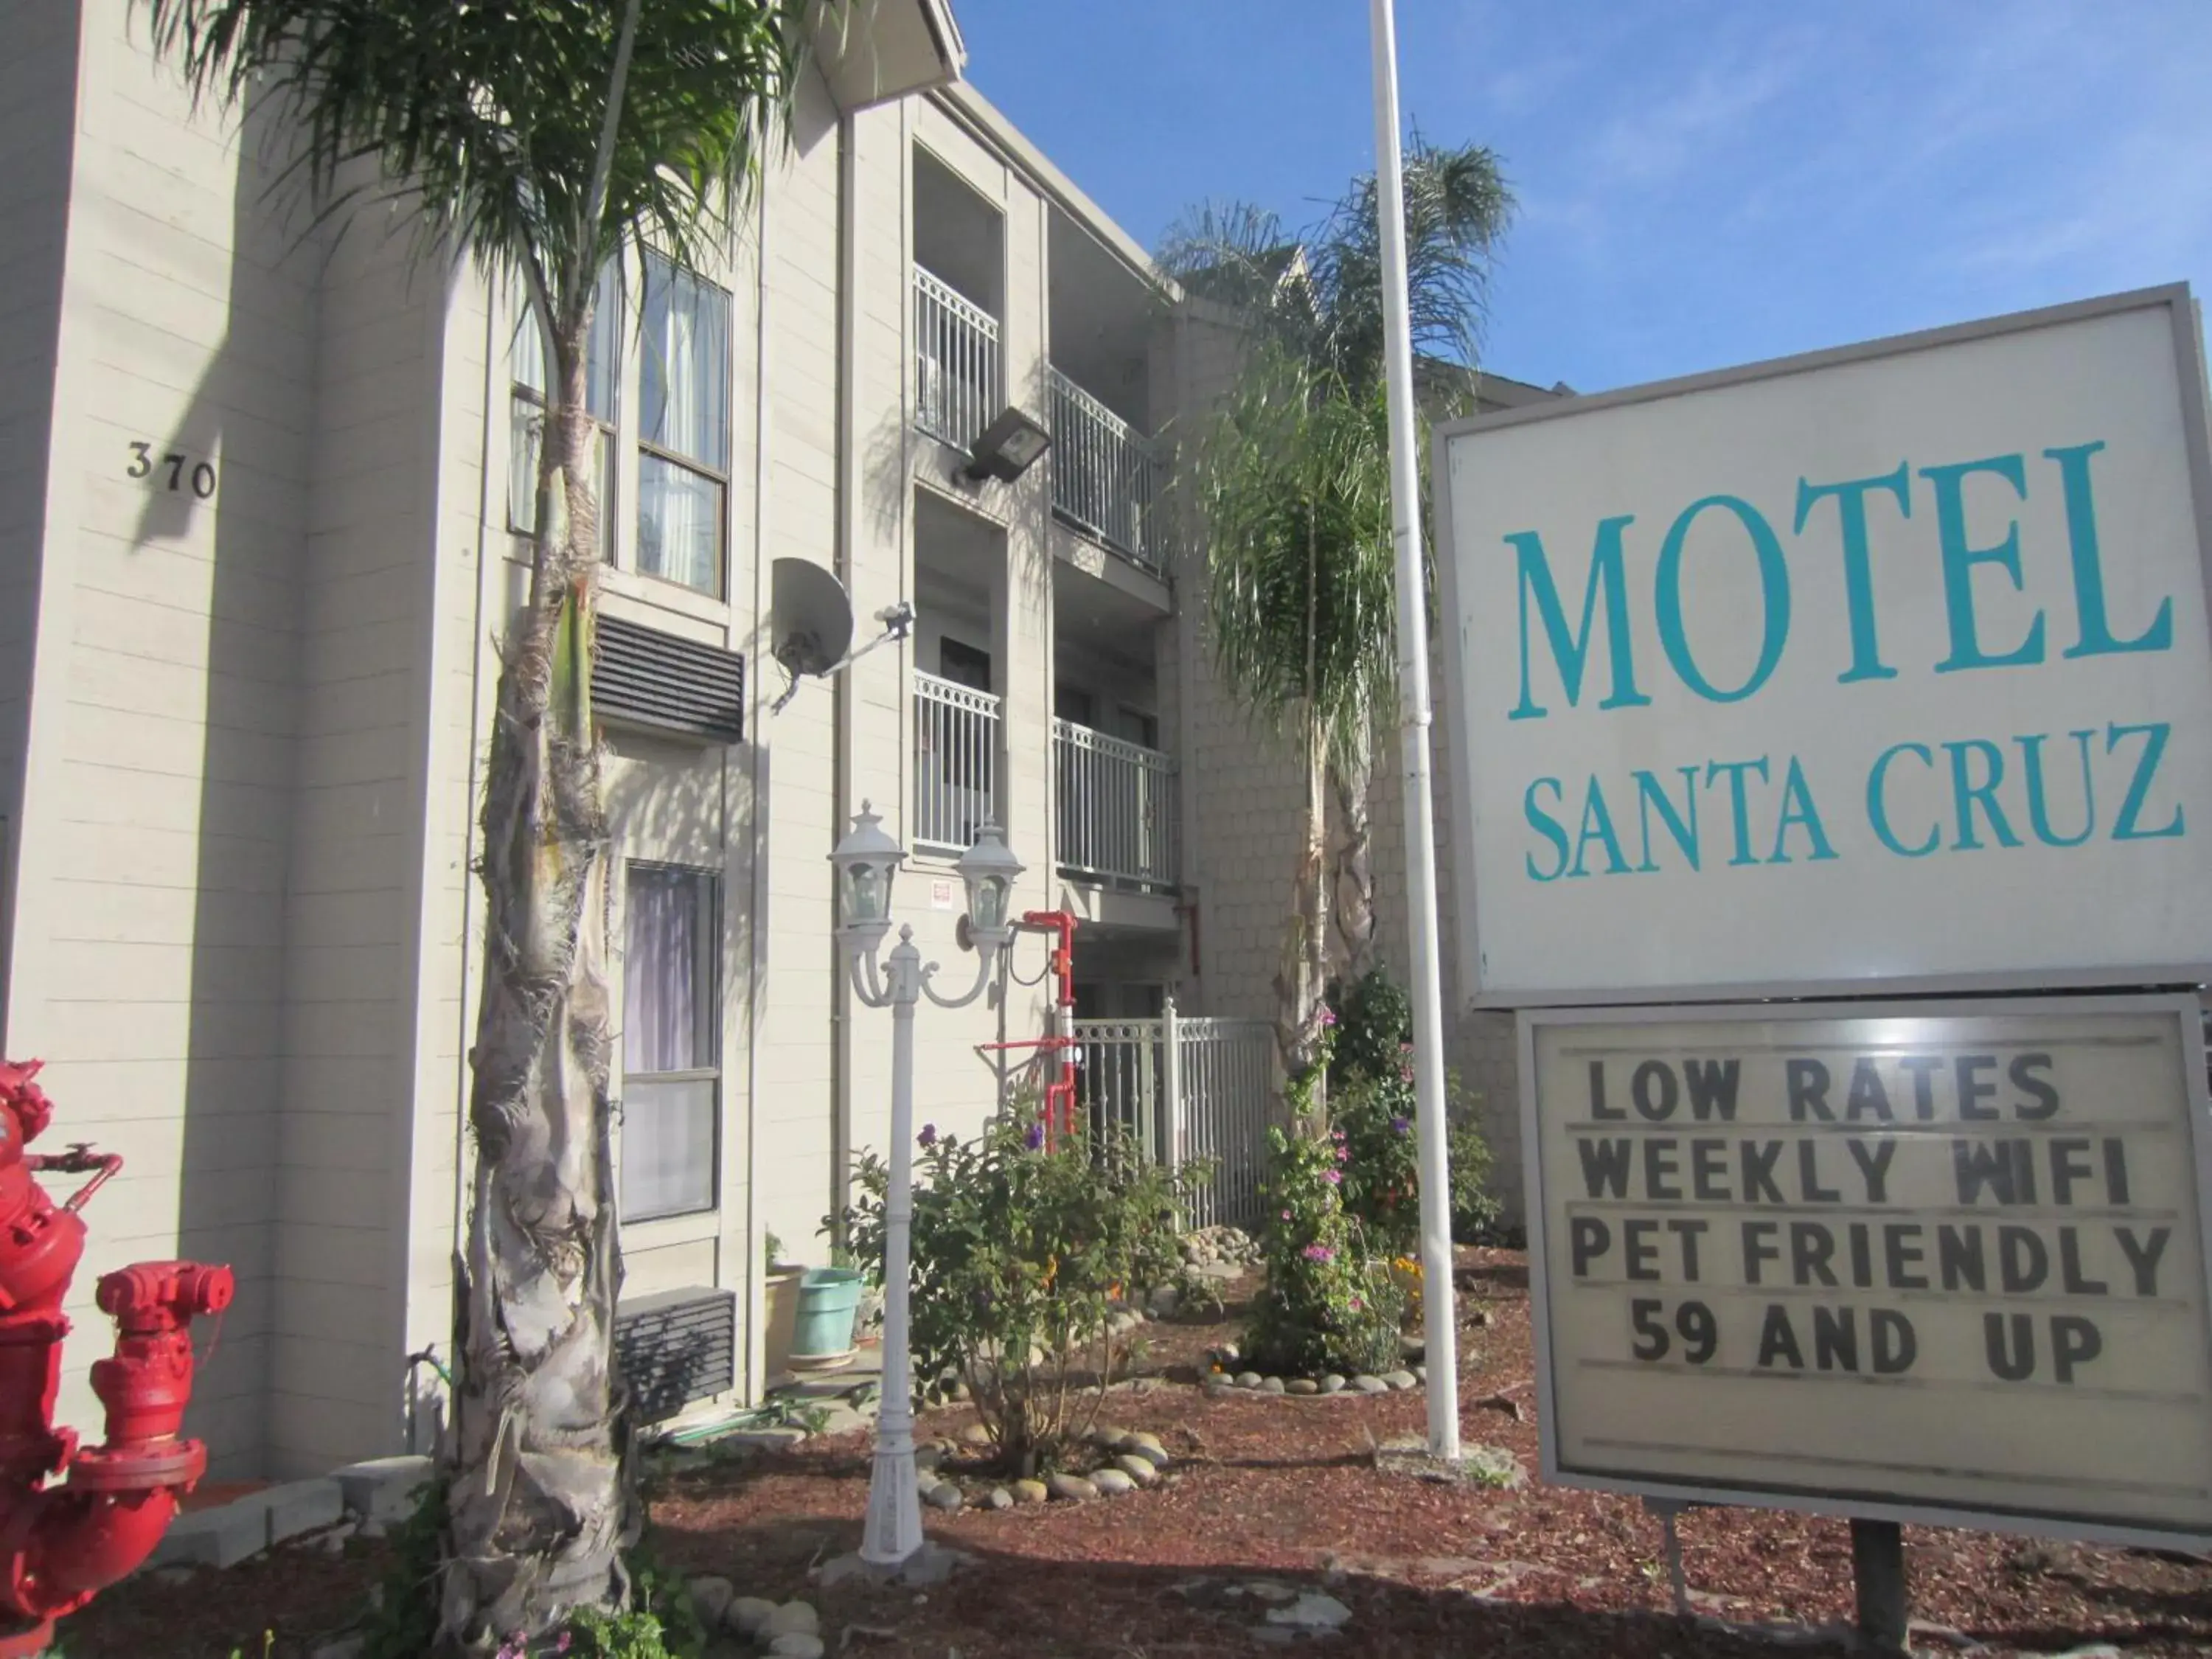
915;669;1000;853
1055;718;1178;892
914;265;1000;453
1048;367;1168;577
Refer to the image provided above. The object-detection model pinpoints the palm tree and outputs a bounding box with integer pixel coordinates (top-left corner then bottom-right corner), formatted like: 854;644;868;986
1161;139;1512;1082
139;0;799;1643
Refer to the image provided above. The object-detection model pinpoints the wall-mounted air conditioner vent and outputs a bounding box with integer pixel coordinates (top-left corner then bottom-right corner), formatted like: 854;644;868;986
594;616;745;744
614;1285;736;1423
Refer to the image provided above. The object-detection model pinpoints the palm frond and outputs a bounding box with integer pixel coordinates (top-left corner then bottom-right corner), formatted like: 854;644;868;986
136;0;802;337
1196;346;1396;770
1313;134;1513;391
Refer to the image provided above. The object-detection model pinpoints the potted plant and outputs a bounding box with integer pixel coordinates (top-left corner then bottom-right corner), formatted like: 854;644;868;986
763;1232;806;1381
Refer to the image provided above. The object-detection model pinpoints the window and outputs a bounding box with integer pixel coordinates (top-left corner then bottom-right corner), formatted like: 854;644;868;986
509;262;622;541
1054;685;1094;727
621;863;720;1221
637;252;731;596
939;637;992;693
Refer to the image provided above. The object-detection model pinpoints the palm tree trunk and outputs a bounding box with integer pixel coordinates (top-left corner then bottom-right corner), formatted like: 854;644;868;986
442;313;633;1646
1330;741;1377;984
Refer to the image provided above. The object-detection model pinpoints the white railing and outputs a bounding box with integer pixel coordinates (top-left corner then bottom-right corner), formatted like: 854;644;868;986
914;670;999;852
914;265;1000;451
1048;367;1169;576
1074;1001;1274;1231
1054;720;1178;891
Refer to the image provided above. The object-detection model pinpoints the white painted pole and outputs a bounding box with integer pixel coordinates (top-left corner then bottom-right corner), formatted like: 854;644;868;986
1368;0;1461;1461
860;929;925;1565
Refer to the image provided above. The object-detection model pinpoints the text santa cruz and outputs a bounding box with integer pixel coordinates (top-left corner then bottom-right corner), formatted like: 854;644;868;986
1506;442;2183;881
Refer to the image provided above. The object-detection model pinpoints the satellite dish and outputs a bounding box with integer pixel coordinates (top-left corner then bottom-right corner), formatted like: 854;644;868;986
771;558;855;678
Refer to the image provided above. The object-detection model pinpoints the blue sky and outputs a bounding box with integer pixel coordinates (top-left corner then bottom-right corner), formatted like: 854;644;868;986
946;1;2212;394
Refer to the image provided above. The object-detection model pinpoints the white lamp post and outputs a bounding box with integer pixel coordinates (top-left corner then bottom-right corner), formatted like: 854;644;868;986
832;804;1023;1569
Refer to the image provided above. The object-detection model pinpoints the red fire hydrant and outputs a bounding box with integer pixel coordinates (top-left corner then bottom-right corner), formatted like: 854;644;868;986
0;1060;233;1656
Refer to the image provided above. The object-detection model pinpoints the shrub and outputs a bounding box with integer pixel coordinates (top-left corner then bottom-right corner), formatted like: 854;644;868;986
1324;970;1501;1246
1244;1120;1408;1377
836;1116;1206;1476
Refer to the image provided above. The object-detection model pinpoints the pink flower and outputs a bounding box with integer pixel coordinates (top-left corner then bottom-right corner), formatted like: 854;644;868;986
1301;1243;1335;1263
1324;1168;1343;1184
557;1636;574;1655
1349;1296;1364;1311
1281;1208;1293;1221
1319;1006;1338;1027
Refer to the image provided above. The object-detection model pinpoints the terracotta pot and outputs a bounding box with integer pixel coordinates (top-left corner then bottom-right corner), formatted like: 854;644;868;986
764;1266;805;1379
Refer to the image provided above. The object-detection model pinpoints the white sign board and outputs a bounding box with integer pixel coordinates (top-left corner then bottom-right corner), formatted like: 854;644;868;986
1521;997;2212;1545
1436;288;2212;1001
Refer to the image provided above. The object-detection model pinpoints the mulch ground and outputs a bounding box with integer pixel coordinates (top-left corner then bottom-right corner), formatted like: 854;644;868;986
55;1248;2212;1657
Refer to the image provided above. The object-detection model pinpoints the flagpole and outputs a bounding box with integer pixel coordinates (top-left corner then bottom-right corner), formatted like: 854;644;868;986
1368;0;1461;1461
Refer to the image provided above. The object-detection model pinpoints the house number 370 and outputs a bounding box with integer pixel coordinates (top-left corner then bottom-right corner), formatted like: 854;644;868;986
127;442;217;501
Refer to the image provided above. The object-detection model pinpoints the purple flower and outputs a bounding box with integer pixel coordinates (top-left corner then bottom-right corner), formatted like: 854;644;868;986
1301;1243;1335;1263
919;1123;938;1147
1324;1168;1343;1185
1024;1120;1046;1150
1334;1145;1349;1164
1319;1006;1338;1027
1390;1116;1411;1136
557;1636;574;1655
1281;1208;1293;1221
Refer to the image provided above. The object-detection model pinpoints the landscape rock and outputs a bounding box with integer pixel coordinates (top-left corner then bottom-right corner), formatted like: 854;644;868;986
1382;1370;1417;1391
1012;1479;1048;1505
987;1485;1015;1510
1413;1364;1427;1385
1091;1467;1137;1496
727;1595;780;1636
1234;1371;1263;1389
1149;1285;1180;1318
762;1600;821;1639
1320;1374;1346;1394
1259;1376;1286;1395
960;1422;994;1447
768;1638;826;1659
1287;1378;1319;1396
686;1575;734;1629
309;1639;366;1659
1114;1454;1161;1486
925;1481;965;1512
1351;1375;1388;1394
1266;1591;1354;1632
1118;1433;1169;1468
1047;1472;1099;1502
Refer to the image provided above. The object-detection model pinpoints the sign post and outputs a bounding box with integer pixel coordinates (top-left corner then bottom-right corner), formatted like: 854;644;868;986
1433;287;2212;1613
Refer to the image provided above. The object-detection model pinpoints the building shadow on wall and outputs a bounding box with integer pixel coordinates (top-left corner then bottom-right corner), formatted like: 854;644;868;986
117;82;320;1479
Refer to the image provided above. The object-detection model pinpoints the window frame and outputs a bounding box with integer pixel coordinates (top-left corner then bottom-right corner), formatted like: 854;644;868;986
507;262;624;551
617;858;723;1225
634;250;734;600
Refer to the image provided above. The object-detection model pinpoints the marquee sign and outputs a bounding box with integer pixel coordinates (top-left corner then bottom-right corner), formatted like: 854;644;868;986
1522;998;2212;1545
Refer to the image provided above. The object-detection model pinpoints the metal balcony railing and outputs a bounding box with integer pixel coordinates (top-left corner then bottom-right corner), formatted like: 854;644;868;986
1048;366;1168;577
913;265;1000;452
1054;718;1179;891
915;669;1001;852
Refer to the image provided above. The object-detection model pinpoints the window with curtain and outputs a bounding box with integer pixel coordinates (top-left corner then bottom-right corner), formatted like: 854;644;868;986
621;863;720;1221
637;251;731;596
508;261;622;543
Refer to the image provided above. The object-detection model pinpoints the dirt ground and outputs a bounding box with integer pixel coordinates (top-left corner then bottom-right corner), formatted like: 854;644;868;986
55;1249;2212;1657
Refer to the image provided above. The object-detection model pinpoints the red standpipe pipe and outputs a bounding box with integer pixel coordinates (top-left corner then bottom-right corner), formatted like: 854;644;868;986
0;1062;233;1658
1018;911;1079;1145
